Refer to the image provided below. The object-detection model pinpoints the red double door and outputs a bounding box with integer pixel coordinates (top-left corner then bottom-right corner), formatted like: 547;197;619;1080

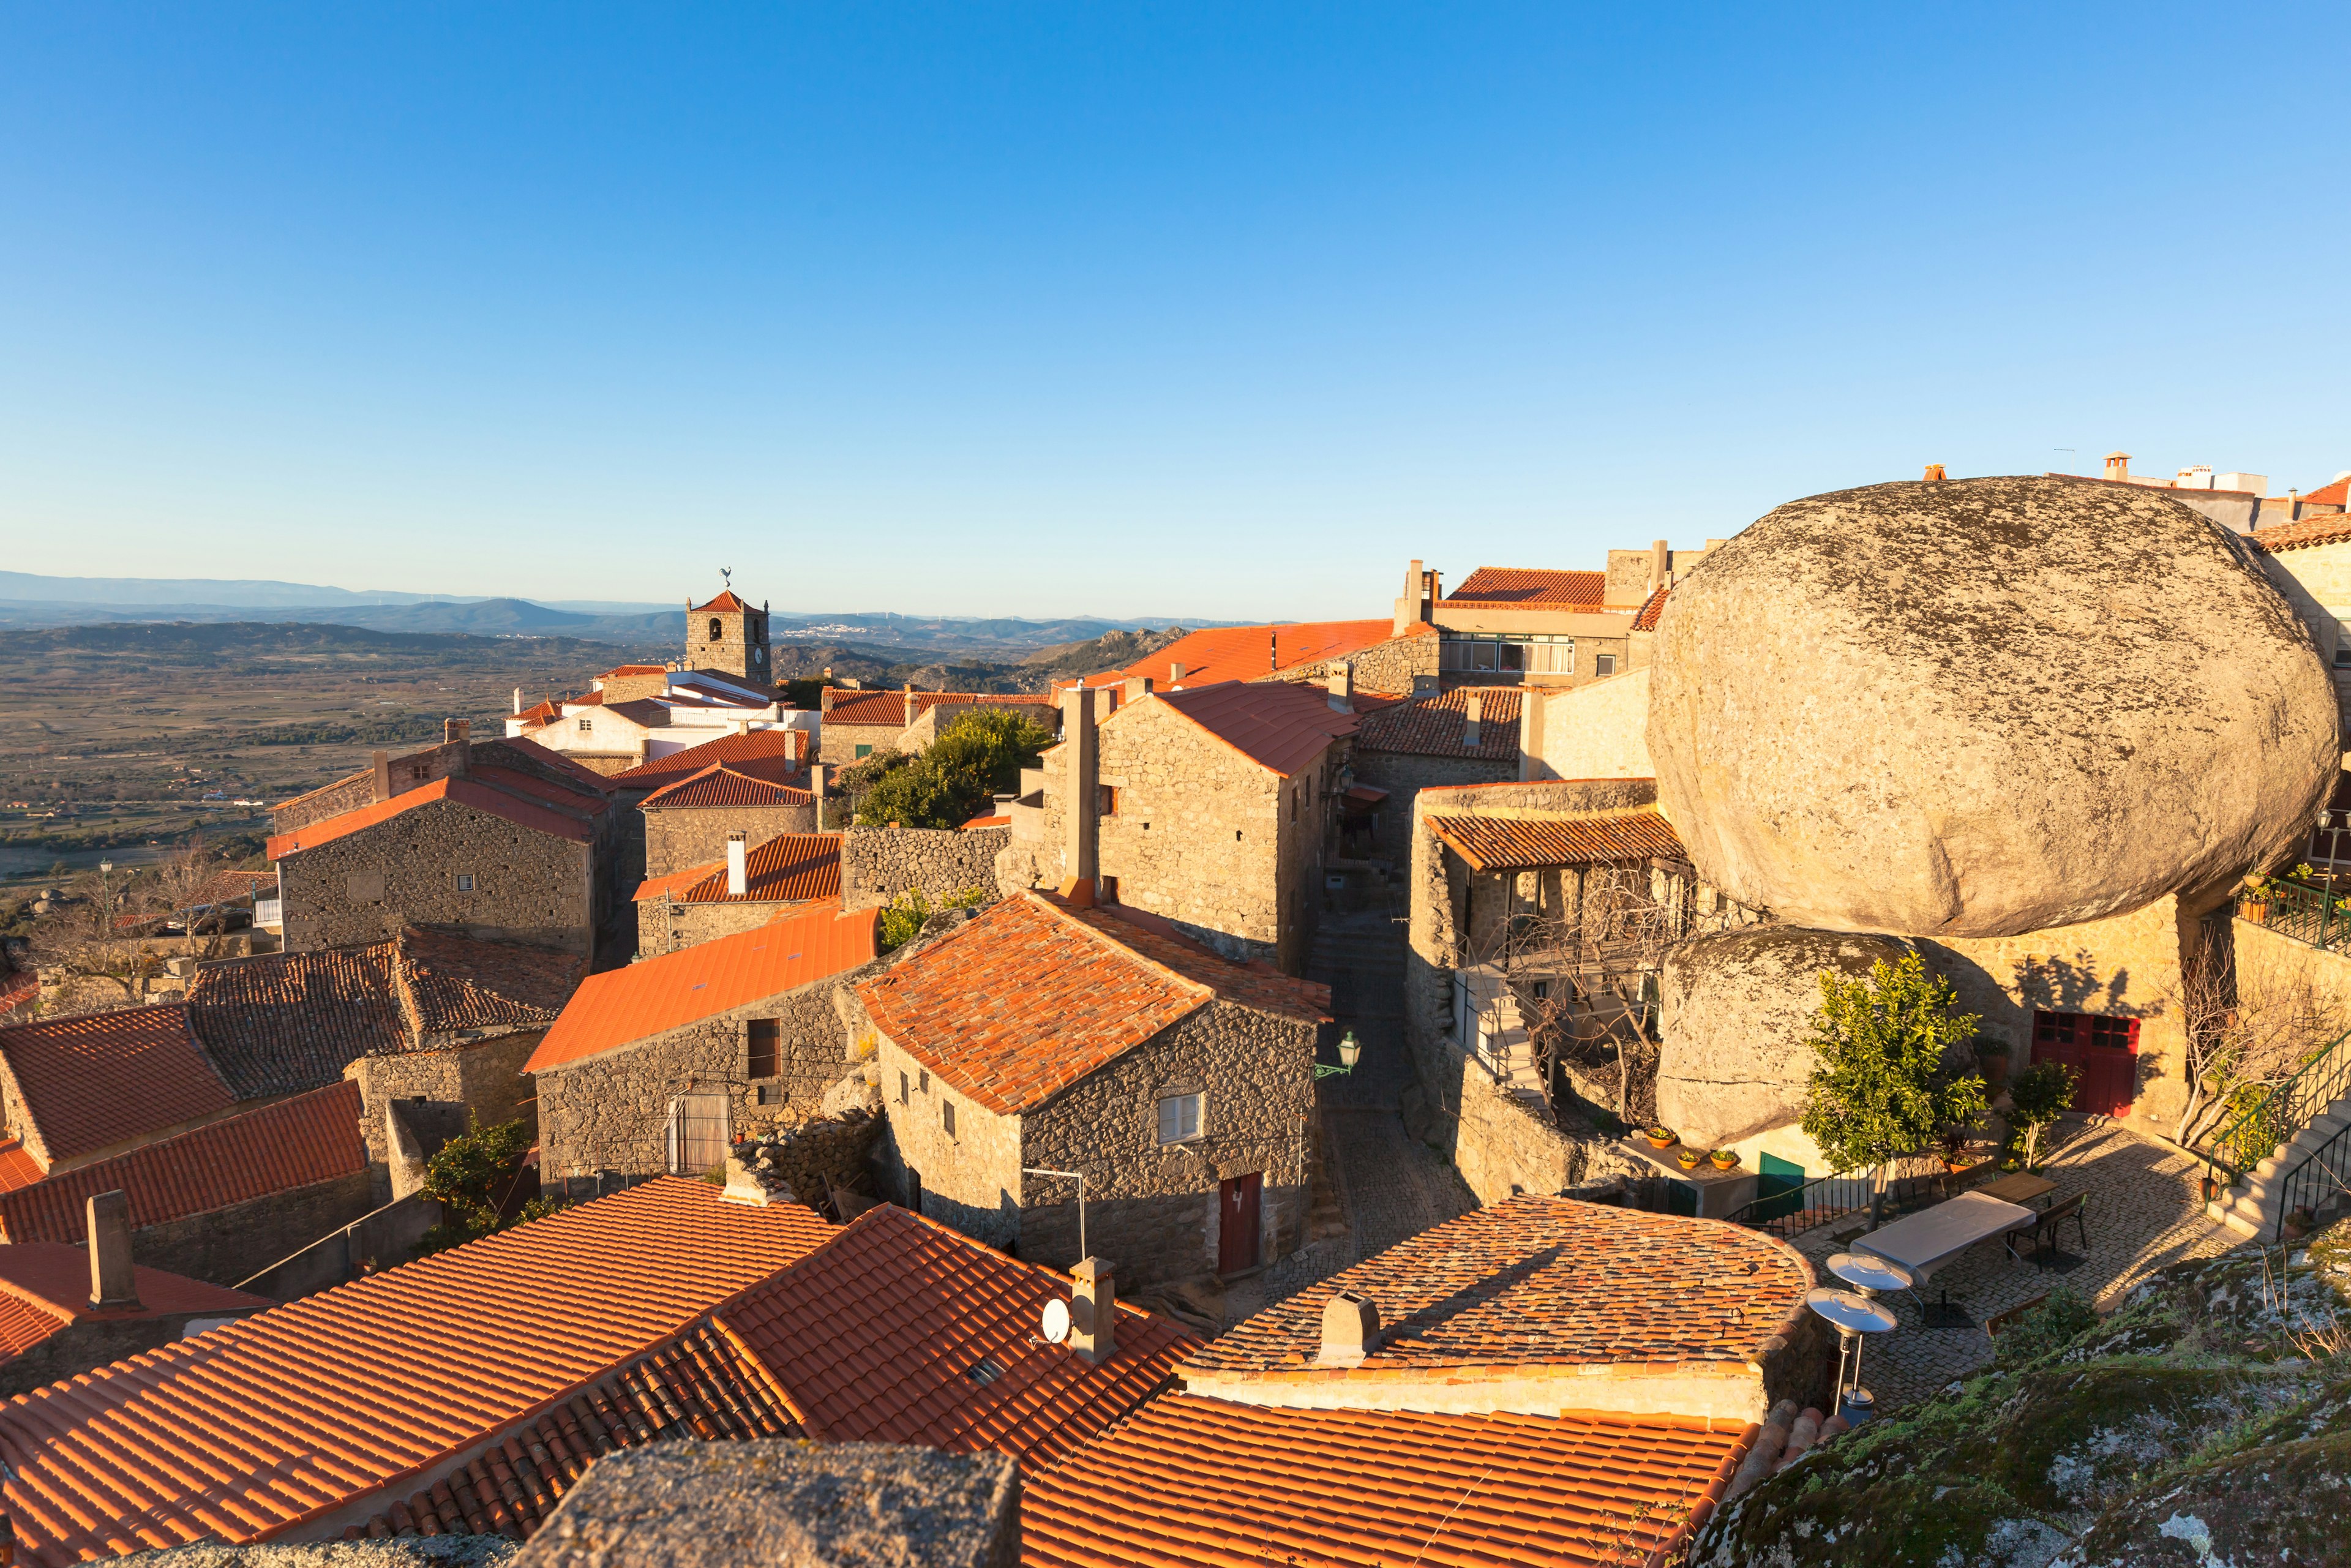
1218;1172;1262;1275
2031;1011;2140;1119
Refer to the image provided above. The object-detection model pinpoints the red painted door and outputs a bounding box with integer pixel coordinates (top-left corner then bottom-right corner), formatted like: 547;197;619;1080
1218;1172;1262;1275
2031;1011;2140;1118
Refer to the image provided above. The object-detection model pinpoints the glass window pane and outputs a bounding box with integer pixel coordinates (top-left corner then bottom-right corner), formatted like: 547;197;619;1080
1500;642;1524;670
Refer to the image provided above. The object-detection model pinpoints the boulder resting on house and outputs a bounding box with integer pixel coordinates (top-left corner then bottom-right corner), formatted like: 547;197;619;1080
1646;475;2339;937
1654;926;1913;1146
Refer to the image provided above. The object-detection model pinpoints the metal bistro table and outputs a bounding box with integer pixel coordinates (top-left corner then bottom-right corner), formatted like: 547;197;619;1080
1852;1191;2039;1327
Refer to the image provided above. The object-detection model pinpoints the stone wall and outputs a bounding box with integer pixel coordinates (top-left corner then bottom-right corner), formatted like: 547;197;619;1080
820;722;906;767
346;1033;544;1202
841;827;1007;913
118;1169;380;1288
635;896;819;957
1520;667;1656;782
897;699;1061;753
278;797;594;958
642;801;817;879
729;1108;883;1210
1351;749;1516;866
2258;545;2351;725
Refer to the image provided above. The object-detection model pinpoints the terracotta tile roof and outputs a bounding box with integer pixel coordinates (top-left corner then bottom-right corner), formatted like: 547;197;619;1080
599;663;670;678
396;926;582;1033
0;1179;833;1566
692;589;752;613
857;893;1325;1117
1445;567;1611;609
1186;1196;1812;1379
0;1242;270;1357
1353;686;1523;760
1425;809;1684;872
1084;620;1401;691
266;775;593;860
822;691;912;727
512;699;563;726
916;691;1056;710
467;765;610;819
0;1081;367;1244
2303;476;2349;507
527;904;880;1072
718;1204;1198;1469
602;697;670;728
1060;901;1331;1026
1023;1396;1752;1568
1632;585;1670;631
0;1006;234;1165
0;1137;43;1193
610;730;807;793
1150;680;1359;778
633;834;842;907
490;737;624;797
638;762;814;810
962;814;1011;830
0;1293;66;1362
351;1317;799;1543
180;868;277;910
2251;512;2351;553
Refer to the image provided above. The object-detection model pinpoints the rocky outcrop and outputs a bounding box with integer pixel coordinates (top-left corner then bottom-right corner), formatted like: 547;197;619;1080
1654;926;1913;1146
1648;476;2338;937
726;1109;882;1216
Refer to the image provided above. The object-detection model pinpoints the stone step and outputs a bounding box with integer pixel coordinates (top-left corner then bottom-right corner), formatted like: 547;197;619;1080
2204;1087;2351;1238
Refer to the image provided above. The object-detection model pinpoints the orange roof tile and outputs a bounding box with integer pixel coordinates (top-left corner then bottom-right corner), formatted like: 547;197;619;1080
2251;512;2351;553
962;813;1011;829
1187;1196;1812;1379
0;1137;45;1193
823;690;913;727
629;833;842;907
527;904;880;1072
0;1243;269;1344
692;589;752;613
0;1006;234;1165
2303;476;2349;507
1086;620;1400;690
1061;901;1330;1024
1147;680;1359;778
1445;567;1611;609
638;761;814;810
493;737;624;796
1023;1397;1752;1568
267;775;593;860
1632;583;1670;630
0;1082;369;1244
599;662;670;678
1354;686;1523;760
610;730;808;793
1425;809;1684;872
0;1179;833;1567
720;1204;1198;1469
857;894;1325;1117
0;1293;66;1363
468;763;611;817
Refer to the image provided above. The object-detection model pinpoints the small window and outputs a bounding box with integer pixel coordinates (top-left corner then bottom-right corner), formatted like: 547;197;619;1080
943;1100;957;1139
410;765;430;781
1594;654;1618;677
1157;1092;1204;1144
577;716;593;732
1499;641;1524;671
757;1084;784;1106
855;744;873;759
898;1070;909;1104
748;1019;778;1079
918;1068;929;1093
2336;645;2351;669
454;873;474;893
1097;784;1119;816
1235;830;1243;841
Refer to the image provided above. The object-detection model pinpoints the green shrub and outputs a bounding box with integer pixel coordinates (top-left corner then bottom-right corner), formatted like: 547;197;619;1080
2008;1060;2078;1169
1993;1285;2098;1370
853;709;1054;830
1801;951;1989;1218
877;887;989;951
416;1117;564;1255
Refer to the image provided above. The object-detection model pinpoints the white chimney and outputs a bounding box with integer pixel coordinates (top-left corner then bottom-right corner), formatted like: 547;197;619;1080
1070;1256;1117;1364
88;1190;140;1309
1329;663;1354;713
726;834;749;897
1317;1289;1380;1367
1463;692;1483;748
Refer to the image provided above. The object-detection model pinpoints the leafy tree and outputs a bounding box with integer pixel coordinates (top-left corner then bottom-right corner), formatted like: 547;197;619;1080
2006;1060;2077;1171
1800;951;1990;1225
417;1117;563;1255
876;887;991;951
853;708;1055;830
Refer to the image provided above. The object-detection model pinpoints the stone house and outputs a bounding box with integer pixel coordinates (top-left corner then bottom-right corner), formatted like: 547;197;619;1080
639;762;817;877
1397;555;1685;692
1348;685;1523;864
0;1005;246;1178
605;728;815;894
631;832;842;956
2251;511;2351;743
1000;680;1359;975
856;889;1332;1285
816;686;1060;765
506;661;811;778
269;724;618;840
0;1226;271;1398
528;903;898;1182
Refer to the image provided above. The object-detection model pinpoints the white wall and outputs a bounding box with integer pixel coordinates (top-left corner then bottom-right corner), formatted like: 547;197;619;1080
1518;666;1654;782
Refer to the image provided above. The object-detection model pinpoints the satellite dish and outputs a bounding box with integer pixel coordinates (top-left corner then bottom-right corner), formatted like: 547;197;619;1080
1041;1298;1071;1345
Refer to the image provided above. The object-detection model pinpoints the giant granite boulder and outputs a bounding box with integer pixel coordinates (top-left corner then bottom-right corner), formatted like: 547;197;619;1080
1647;476;2338;937
1655;926;1911;1145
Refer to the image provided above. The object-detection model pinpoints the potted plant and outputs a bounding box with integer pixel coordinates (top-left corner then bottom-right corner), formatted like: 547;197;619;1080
1644;1126;1678;1150
1674;1147;1703;1171
1937;1124;1979;1172
1708;1147;1740;1171
1973;1038;2010;1092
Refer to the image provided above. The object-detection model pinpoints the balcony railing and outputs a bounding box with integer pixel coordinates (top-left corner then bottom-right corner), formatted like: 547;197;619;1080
2238;881;2351;953
2205;1025;2351;1179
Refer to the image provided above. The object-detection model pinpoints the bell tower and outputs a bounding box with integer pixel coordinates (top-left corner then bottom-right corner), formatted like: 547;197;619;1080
686;571;771;685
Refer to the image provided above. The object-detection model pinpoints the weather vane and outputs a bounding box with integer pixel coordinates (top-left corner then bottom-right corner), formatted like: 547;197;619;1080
720;566;733;588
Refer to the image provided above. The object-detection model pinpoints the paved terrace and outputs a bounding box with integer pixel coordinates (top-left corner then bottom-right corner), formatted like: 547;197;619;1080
1790;1116;2243;1411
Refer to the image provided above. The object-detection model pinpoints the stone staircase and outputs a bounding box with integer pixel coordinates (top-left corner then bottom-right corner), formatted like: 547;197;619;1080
2206;1100;2351;1239
1457;966;1548;1114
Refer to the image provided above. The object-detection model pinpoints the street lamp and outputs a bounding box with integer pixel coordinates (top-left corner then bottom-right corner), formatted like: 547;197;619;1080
1315;1029;1362;1080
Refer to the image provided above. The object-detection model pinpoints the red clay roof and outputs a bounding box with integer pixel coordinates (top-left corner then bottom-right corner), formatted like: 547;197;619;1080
468;764;610;818
1086;620;1400;691
0;1294;66;1363
1186;1196;1812;1379
2303;476;2349;507
1425;809;1684;872
1445;567;1611;609
629;833;842;907
1150;680;1360;777
492;736;624;796
610;730;807;792
719;1204;1199;1469
528;903;880;1072
600;663;670;678
692;589;752;613
2251;512;2351;553
962;813;1011;830
0;1138;43;1193
1354;686;1523;760
639;761;814;810
0;1081;368;1245
1024;1396;1752;1568
0;1006;234;1165
0;1179;833;1566
857;894;1325;1117
267;775;593;860
823;691;913;727
1632;584;1670;630
1060;900;1331;1025
0;1243;269;1339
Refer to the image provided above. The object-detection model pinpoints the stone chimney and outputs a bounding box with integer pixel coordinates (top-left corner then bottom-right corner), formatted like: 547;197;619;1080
1518;689;1546;782
443;718;471;776
370;750;392;804
821;685;836;713
1060;685;1100;887
1318;1289;1381;1367
1123;676;1153;704
1328;663;1354;713
512;686;523;716
1169;661;1187;686
1393;558;1442;636
87;1190;139;1310
726;833;749;898
1648;539;1670;595
1070;1256;1117;1364
1463;692;1483;748
2105;451;2132;482
811;763;828;803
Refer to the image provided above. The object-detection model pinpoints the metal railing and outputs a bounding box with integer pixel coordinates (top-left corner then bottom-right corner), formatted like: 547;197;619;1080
1727;1168;1877;1239
2240;882;2351;953
2205;1026;2351;1178
2272;1118;2351;1244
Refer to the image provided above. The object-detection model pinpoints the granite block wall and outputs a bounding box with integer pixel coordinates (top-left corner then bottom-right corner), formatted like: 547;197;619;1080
643;802;818;878
841;827;1008;913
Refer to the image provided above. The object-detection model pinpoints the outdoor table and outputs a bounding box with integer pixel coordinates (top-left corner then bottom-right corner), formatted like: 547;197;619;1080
1978;1172;2057;1209
1854;1190;2037;1281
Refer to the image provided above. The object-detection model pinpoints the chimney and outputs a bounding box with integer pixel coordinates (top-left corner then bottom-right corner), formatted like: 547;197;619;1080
726;833;749;897
821;685;836;713
1123;675;1153;704
2105;451;2132;482
443;718;470;776
87;1190;139;1310
1329;663;1354;713
1169;661;1187;686
1463;692;1483;748
1648;539;1670;595
1922;463;1948;482
512;686;523;716
1061;685;1100;886
1317;1289;1381;1367
1070;1256;1117;1364
1518;689;1546;781
370;750;392;804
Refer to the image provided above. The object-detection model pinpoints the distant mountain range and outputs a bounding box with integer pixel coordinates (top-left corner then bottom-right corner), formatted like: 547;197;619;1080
0;572;1248;653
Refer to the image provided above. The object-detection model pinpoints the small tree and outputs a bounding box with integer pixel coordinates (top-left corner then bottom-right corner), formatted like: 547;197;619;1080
2008;1060;2077;1171
1800;951;1989;1225
417;1117;562;1255
855;708;1054;830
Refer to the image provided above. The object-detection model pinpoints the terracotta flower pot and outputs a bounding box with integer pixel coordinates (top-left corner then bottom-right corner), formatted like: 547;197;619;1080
1645;1128;1677;1150
2243;901;2269;925
1674;1150;1702;1170
1709;1150;1739;1171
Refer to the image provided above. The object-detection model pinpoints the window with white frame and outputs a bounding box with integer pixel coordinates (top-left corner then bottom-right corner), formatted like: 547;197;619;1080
1157;1092;1204;1144
1438;633;1573;674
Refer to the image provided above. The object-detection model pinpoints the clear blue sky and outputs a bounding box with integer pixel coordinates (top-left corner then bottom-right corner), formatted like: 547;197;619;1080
5;4;2347;621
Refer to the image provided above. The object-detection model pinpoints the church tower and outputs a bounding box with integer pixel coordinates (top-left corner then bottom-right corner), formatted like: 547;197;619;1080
686;577;771;685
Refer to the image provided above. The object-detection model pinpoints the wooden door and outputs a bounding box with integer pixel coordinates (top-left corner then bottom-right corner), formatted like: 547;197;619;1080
1218;1172;1262;1275
2031;1011;2140;1119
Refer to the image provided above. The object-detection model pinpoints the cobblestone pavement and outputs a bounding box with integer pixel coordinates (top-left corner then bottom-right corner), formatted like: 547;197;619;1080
1790;1116;2244;1411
